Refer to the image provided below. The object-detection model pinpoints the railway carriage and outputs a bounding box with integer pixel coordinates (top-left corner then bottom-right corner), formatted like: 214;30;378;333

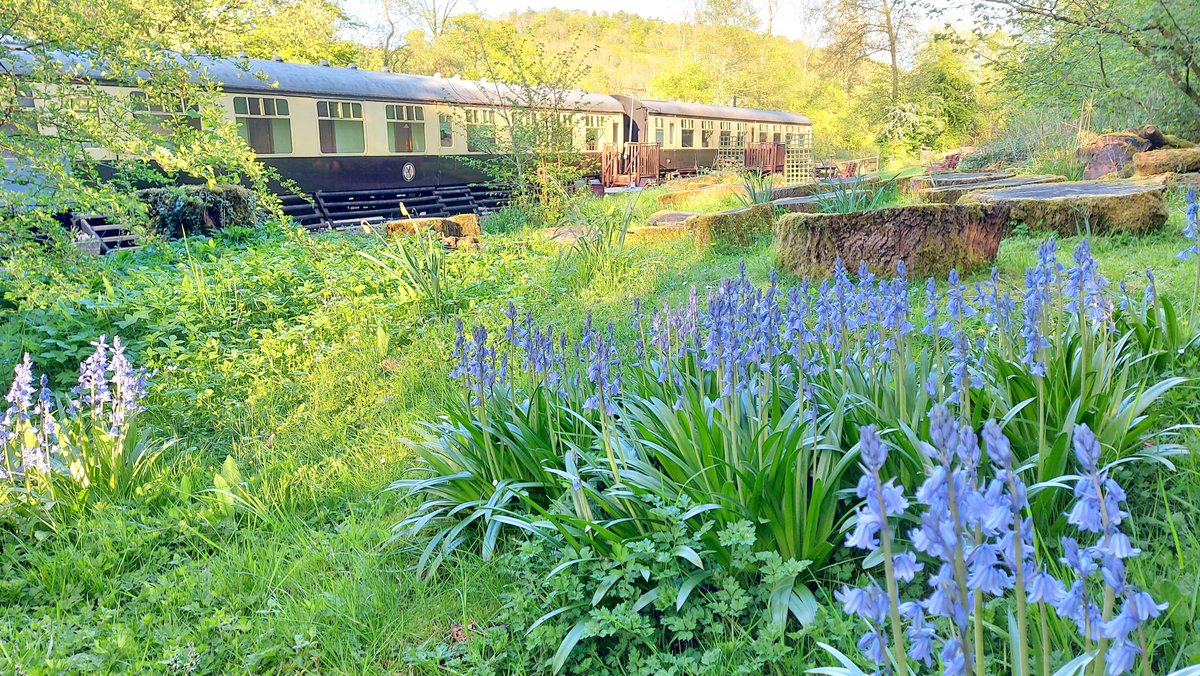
6;53;814;227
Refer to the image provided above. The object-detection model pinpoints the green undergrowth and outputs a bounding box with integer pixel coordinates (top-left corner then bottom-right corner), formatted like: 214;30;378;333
1;198;1199;672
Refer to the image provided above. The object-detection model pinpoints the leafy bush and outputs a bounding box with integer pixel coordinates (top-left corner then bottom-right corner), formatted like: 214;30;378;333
137;184;258;239
815;177;898;214
736;171;775;207
556;195;639;291
462;513;835;675
357;223;453;315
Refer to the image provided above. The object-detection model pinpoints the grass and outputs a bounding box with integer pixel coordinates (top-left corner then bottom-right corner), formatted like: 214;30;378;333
1;191;1199;672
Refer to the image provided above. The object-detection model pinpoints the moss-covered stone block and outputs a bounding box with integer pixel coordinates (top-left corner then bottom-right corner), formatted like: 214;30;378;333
626;223;691;244
1134;147;1200;176
918;175;1066;204
772;176;878;200
902;172;1013;195
774;203;1010;279
136;184;257;238
657;183;746;207
957;180;1168;235
686;204;776;249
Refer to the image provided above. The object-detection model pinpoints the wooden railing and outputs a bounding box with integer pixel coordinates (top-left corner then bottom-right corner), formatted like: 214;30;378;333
601;143;661;187
744;142;787;173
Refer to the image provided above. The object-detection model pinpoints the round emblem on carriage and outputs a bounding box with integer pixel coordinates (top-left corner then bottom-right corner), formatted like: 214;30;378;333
402;162;416;182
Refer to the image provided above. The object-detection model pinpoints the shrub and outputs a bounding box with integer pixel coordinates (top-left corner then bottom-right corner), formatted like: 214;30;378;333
137;184;257;238
462;514;830;675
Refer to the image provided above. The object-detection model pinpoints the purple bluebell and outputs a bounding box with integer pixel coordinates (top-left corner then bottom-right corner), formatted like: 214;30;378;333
1064;239;1109;325
70;336;111;415
1178;188;1198;260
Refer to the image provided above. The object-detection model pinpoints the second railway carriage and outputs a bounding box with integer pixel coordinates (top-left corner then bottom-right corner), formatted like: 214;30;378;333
612;95;813;175
7;52;815;226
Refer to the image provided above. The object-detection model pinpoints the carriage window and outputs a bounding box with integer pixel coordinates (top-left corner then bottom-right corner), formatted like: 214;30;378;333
438;113;454;147
680;119;694;149
317;100;365;154
234;96;292;155
386;104;426;153
735;122;747;147
465;109;495;152
582;115;604;151
132;91;201;136
718;121;732;148
701;120;714;148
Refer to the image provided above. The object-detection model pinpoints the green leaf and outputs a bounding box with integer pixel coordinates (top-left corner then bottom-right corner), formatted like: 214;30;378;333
552;619;589;674
673;544;704;569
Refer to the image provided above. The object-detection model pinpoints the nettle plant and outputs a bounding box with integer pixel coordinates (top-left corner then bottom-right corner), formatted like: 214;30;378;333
395;236;1192;672
1;336;168;531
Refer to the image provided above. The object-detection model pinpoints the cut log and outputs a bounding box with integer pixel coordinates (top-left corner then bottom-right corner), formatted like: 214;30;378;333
902;172;1013;195
957;180;1167;235
627;223;691;243
919;175;1066;204
774;204;1009;278
1134;147;1200;176
685;204;776;249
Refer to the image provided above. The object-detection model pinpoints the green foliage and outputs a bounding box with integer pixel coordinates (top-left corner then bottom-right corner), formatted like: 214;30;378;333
982;0;1200;134
2;194;1200;672
483;203;539;234
815;178;898;214
0;0;288;226
736;171;775;207
458;517;841;675
557;195;639;291
357;225;453;315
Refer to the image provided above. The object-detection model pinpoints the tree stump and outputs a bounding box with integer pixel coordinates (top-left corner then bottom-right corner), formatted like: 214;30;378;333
774;204;1010;279
957;180;1168;235
919;175;1065;204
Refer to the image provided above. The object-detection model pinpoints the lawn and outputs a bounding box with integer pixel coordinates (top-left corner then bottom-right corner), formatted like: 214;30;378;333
1;186;1199;673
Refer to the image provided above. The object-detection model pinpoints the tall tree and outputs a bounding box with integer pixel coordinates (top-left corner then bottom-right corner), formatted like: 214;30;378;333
822;0;919;103
979;0;1200;121
0;0;286;227
695;0;761;32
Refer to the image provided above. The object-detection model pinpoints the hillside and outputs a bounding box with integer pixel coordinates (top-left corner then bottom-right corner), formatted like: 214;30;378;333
367;8;898;156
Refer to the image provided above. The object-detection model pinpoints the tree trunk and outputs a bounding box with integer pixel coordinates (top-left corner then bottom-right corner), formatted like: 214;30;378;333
882;0;900;103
